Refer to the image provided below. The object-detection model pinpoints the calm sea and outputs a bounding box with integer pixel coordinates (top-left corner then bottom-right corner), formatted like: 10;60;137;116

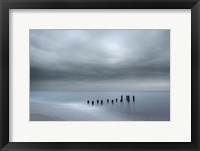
30;91;170;121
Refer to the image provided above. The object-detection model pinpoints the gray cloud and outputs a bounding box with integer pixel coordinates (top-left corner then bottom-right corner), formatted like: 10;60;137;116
30;29;170;91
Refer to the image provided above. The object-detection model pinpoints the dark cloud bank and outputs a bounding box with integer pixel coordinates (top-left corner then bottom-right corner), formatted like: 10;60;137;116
30;29;170;91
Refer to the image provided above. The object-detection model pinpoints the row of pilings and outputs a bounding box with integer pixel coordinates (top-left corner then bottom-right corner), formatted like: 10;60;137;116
87;95;135;105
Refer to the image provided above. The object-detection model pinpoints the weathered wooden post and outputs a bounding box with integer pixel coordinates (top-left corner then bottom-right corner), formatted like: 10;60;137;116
120;95;123;102
107;99;109;103
116;98;118;102
87;100;90;104
97;100;99;104
112;100;114;104
126;95;130;102
101;100;103;105
92;101;94;105
133;96;135;102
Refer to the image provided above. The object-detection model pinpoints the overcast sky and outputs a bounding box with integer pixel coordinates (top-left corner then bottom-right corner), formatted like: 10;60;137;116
30;29;170;91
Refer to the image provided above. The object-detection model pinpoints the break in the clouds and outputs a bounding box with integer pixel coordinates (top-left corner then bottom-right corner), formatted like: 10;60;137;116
30;29;170;91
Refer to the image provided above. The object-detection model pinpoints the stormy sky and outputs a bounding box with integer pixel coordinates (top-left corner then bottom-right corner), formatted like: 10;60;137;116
30;29;170;91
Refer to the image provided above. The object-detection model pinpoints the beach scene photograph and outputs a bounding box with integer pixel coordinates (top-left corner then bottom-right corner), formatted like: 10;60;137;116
30;29;170;121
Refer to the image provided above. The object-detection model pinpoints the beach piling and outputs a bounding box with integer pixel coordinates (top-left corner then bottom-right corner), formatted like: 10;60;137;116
92;101;94;105
101;100;103;105
107;99;109;103
121;95;123;101
133;96;135;101
120;99;122;102
87;100;90;104
112;100;114;104
116;98;118;102
97;100;99;104
126;95;130;103
126;95;130;101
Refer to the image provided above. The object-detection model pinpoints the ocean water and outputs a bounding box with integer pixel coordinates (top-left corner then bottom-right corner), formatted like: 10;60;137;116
30;91;170;121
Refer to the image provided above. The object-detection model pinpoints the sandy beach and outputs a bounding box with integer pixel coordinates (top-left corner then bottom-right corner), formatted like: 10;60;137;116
30;113;63;121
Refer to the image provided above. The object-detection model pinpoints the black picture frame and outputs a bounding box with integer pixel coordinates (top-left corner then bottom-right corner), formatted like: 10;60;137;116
0;0;199;151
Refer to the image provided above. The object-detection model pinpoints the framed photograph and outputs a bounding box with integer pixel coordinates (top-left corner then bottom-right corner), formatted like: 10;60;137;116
0;0;199;150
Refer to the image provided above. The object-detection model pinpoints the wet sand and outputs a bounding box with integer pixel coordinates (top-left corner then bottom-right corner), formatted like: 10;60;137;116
30;113;63;121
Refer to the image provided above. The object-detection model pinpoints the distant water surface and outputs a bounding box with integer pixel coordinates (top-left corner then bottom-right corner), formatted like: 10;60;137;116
30;91;170;121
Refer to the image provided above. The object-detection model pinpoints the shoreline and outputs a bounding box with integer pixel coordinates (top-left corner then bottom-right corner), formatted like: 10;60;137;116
30;113;63;121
